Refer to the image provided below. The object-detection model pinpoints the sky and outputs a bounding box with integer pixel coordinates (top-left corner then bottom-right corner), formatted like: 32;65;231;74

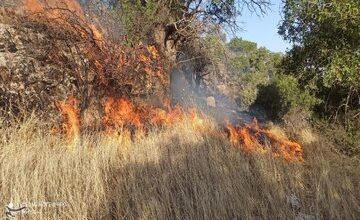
233;0;290;53
78;0;290;53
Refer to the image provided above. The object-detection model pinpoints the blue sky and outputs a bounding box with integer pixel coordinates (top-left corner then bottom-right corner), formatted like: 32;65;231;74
232;0;290;53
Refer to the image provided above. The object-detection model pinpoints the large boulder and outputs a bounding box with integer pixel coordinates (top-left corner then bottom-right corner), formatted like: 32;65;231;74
0;7;169;125
0;21;82;120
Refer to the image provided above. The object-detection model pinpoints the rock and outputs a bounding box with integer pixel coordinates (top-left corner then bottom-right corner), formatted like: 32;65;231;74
82;99;102;129
287;193;301;211
0;20;88;121
0;66;9;81
0;13;169;124
296;212;315;220
206;96;216;107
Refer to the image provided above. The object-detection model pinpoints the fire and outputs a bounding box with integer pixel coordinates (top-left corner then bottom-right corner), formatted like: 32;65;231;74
103;97;205;134
20;0;168;98
23;0;85;20
23;0;85;21
53;96;303;162
103;97;143;133
226;118;304;162
22;0;105;45
19;1;302;162
24;0;44;13
55;96;80;141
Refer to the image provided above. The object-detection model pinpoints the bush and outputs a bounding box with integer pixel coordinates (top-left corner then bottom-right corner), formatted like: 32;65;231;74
314;119;360;156
119;0;158;43
237;85;258;108
255;74;318;119
279;0;360;121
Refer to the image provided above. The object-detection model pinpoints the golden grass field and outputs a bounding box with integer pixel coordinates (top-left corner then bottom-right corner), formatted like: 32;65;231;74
0;117;359;219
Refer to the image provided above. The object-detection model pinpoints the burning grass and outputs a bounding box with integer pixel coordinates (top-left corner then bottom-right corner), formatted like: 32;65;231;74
226;119;304;162
0;2;357;219
53;96;304;162
0;117;359;219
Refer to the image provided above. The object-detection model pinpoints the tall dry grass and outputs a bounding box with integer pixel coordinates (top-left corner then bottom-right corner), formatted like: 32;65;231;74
0;116;359;219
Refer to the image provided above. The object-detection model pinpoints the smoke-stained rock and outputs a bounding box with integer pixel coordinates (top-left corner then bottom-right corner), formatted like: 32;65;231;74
0;7;170;125
0;21;81;120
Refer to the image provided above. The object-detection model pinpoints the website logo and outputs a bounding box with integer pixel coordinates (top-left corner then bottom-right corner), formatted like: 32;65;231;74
5;203;27;219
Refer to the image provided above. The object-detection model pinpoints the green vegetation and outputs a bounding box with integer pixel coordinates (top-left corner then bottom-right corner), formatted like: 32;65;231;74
275;0;360;155
224;1;359;155
225;37;283;108
279;0;360;121
120;0;157;36
256;74;318;119
220;0;360;156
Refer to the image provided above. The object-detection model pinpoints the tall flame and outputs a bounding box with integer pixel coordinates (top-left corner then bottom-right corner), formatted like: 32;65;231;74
103;97;143;133
103;97;205;133
55;96;80;141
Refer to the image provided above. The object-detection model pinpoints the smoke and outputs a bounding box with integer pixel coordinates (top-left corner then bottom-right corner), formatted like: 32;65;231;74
80;0;124;42
171;52;255;125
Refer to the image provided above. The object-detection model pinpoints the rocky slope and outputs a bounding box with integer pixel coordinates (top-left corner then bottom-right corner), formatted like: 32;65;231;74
0;7;169;125
0;19;84;119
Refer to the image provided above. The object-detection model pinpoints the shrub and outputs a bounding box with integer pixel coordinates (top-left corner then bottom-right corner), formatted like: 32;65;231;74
279;0;360;121
118;0;158;43
314;119;360;156
255;74;318;119
239;85;258;107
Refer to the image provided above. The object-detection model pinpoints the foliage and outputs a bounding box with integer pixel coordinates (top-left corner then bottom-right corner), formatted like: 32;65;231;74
255;74;318;119
117;0;270;43
118;0;160;43
203;34;228;60
279;0;360;121
315;118;360;156
227;37;257;53
239;85;258;107
226;37;283;108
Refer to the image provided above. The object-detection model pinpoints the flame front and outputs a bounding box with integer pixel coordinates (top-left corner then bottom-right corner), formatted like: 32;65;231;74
22;0;105;45
103;97;205;133
54;96;303;162
226;118;304;162
103;97;143;133
20;1;303;162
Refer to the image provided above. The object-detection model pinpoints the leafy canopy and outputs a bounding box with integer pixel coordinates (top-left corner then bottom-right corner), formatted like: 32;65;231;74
279;0;360;118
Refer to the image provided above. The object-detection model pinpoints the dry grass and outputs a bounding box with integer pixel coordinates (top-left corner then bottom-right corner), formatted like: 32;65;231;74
0;117;359;219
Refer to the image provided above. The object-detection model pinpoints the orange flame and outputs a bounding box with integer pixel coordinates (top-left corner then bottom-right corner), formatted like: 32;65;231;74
19;1;168;98
24;2;302;162
22;0;104;45
53;96;303;162
103;97;204;133
55;96;80;140
226;118;304;162
103;97;143;133
23;0;85;20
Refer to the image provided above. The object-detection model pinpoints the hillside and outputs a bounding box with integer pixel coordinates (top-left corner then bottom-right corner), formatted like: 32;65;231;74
0;0;359;219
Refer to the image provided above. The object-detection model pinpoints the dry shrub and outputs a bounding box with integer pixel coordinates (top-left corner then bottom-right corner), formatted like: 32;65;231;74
0;117;359;219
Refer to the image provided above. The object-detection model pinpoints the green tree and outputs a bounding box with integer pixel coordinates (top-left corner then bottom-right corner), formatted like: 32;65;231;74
228;37;257;54
279;0;360;121
226;37;283;107
256;74;318;119
118;0;270;45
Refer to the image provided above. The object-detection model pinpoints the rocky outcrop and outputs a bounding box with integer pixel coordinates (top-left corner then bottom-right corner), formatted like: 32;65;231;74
0;21;85;120
0;8;169;124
